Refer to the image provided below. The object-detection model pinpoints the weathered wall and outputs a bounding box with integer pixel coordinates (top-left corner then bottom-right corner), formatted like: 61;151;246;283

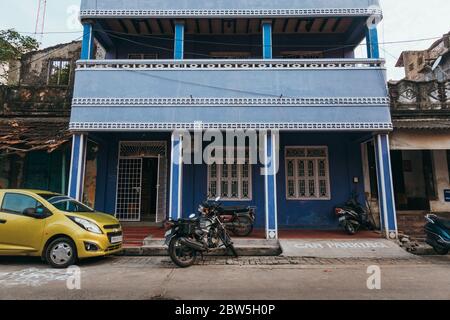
8;41;81;87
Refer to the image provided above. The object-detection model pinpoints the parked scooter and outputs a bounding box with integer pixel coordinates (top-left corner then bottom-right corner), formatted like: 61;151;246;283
424;214;450;255
198;199;255;237
335;195;375;235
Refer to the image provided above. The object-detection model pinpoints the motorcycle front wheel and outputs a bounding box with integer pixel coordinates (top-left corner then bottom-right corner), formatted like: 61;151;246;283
168;237;197;268
232;216;254;237
219;228;238;257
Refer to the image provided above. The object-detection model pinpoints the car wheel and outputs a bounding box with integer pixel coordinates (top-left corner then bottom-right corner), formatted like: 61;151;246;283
45;237;77;268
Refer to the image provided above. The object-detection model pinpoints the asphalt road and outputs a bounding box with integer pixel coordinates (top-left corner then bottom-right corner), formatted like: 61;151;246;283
0;255;449;300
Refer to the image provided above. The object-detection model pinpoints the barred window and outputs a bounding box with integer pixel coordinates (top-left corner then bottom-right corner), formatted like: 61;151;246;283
48;60;71;86
285;147;330;200
207;149;251;201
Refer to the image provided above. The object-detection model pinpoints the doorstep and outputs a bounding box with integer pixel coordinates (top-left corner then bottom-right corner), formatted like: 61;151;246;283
119;239;281;256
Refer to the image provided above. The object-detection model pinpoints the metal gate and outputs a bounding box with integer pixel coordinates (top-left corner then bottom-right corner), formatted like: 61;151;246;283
115;142;167;222
116;158;143;221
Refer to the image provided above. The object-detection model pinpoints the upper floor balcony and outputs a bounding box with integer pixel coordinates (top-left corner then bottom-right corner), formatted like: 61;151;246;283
80;0;382;61
70;0;390;132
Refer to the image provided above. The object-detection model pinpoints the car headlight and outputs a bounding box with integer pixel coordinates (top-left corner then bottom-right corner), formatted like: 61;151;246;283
68;216;103;234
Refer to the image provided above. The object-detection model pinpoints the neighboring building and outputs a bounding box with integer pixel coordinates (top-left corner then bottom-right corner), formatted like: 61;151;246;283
385;36;450;238
69;0;397;239
396;31;450;82
0;41;99;207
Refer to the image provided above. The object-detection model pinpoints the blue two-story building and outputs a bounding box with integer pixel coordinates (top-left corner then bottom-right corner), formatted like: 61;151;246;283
69;0;398;240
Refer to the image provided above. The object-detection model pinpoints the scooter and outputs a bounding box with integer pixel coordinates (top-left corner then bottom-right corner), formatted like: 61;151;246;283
335;195;375;235
424;214;450;255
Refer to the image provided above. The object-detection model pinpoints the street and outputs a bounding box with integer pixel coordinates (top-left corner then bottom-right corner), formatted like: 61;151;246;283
0;255;448;300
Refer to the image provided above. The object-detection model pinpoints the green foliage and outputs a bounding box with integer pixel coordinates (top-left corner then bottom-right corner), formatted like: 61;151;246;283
0;29;39;62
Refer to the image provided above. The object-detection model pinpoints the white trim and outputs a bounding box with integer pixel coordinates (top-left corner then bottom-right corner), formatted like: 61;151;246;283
385;134;398;235
69;122;393;131
271;132;279;239
376;134;390;237
263;131;270;239
76;58;385;71
67;135;76;197
87;24;93;60
80;8;383;19
285;146;331;201
177;134;183;220
72;97;390;107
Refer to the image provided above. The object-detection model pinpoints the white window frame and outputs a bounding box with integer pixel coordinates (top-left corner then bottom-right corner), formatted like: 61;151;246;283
207;148;252;201
285;146;331;201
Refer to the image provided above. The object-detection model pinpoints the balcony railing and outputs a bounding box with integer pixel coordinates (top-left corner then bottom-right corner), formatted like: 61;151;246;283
73;58;388;106
389;80;450;112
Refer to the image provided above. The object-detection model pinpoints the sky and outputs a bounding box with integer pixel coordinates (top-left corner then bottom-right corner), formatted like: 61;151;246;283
0;0;449;80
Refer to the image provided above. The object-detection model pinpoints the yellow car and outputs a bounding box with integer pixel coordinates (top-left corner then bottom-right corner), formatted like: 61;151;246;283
0;190;123;268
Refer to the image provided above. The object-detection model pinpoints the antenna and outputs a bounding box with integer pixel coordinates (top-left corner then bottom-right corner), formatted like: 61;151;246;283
35;0;47;41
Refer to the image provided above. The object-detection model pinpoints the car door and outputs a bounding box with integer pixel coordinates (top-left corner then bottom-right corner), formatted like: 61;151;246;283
0;193;48;254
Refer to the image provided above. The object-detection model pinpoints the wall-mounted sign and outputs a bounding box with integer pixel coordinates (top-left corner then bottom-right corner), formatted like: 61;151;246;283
444;190;450;202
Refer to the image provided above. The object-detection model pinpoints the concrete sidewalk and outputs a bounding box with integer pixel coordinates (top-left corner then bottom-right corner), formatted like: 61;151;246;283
279;239;415;259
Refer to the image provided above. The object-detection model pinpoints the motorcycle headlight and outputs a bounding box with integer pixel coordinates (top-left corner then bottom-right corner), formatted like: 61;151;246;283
68;216;103;234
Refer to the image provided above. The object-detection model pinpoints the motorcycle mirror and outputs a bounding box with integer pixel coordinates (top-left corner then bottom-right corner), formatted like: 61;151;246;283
189;214;196;219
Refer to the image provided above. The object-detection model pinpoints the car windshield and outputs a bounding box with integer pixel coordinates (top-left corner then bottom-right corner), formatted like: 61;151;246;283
38;194;94;213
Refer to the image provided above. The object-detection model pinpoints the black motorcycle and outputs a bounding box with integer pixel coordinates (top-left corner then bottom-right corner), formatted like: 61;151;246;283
164;204;238;268
198;199;255;237
335;195;375;235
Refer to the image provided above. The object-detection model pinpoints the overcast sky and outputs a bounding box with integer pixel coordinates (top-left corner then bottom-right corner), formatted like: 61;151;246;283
0;0;449;80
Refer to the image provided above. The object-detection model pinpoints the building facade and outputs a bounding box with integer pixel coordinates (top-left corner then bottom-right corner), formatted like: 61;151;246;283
395;31;450;82
69;0;397;239
387;79;450;237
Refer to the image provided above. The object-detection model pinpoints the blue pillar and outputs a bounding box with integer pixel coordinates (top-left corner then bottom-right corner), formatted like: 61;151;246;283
81;23;94;60
68;134;87;201
374;134;398;239
174;21;185;60
264;131;279;239
169;132;183;220
366;23;380;59
262;21;272;59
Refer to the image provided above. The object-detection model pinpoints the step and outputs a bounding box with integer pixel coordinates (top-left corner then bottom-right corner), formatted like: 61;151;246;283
120;239;281;256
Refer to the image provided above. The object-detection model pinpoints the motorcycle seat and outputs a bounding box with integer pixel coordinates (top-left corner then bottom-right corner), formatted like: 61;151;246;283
219;206;250;214
435;217;450;230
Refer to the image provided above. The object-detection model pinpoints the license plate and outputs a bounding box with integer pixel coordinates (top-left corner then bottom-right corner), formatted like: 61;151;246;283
111;235;123;244
339;216;346;222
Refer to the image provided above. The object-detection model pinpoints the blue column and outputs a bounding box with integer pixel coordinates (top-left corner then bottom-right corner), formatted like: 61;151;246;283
68;134;87;201
81;23;94;60
264;131;279;239
374;134;398;239
262;21;272;59
169;132;183;220
174;21;185;60
366;23;380;59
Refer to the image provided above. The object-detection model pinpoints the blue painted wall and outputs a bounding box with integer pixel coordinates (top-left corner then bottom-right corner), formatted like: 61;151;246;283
181;132;367;229
90;132;172;215
92;131;366;230
276;132;366;229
